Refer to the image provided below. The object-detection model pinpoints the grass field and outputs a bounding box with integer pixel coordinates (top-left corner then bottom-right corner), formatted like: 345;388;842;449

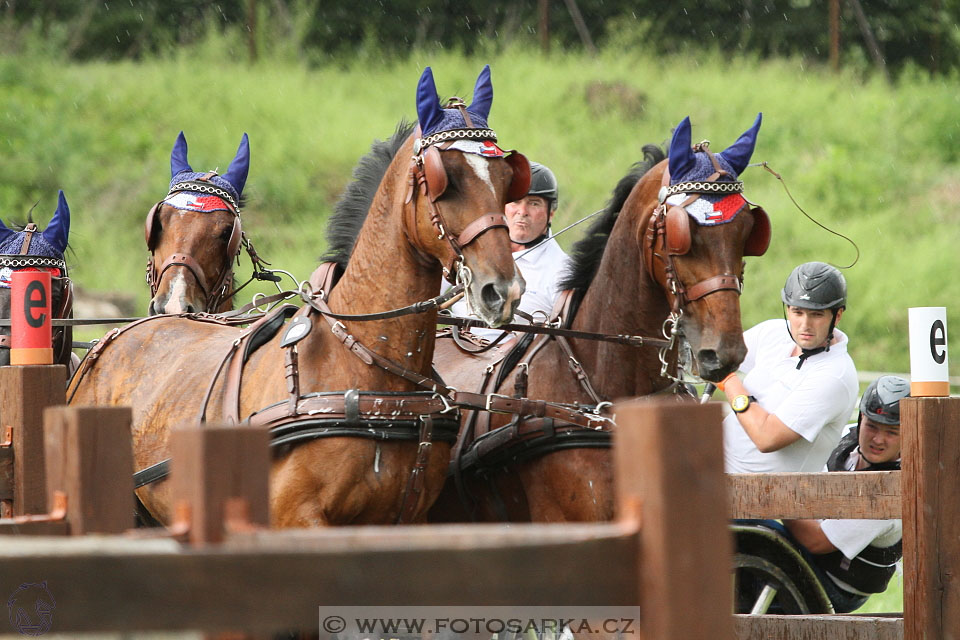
1;36;958;372
3;26;954;614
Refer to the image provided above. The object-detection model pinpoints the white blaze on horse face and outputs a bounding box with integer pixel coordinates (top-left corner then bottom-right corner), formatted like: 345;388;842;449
463;154;496;197
162;271;191;314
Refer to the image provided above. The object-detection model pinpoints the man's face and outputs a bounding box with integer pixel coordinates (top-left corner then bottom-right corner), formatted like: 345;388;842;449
787;305;841;350
858;416;901;465
505;195;551;246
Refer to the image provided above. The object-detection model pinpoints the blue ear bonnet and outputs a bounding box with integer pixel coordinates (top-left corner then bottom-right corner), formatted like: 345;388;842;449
417;65;494;137
169;171;242;207
426;109;490;137
674;152;740;184
0;232;65;258
0;191;70;258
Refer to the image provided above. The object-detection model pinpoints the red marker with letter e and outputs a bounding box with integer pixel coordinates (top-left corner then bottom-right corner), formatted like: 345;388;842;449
10;271;53;365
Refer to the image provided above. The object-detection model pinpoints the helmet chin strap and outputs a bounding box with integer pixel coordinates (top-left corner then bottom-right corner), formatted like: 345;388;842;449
782;305;839;369
511;232;548;249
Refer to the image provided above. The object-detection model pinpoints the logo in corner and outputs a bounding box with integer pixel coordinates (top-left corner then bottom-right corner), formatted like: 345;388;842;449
7;582;55;636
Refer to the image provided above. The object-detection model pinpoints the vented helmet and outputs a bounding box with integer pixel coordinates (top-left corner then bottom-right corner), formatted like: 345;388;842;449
526;162;559;211
781;261;847;310
860;376;910;426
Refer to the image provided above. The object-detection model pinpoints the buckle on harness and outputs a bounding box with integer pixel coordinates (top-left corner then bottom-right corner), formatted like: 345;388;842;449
485;393;511;413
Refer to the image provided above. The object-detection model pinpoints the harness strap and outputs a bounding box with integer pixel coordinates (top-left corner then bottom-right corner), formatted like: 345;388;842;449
19;224;37;255
397;415;434;524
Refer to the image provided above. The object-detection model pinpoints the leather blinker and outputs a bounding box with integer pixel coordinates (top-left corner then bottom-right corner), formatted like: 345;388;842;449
423;145;448;202
664;206;692;255
145;202;161;250
505;152;531;203
744;206;771;257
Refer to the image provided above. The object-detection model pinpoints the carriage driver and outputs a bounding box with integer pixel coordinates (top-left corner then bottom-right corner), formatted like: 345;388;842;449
447;161;571;340
718;262;859;473
780;375;909;612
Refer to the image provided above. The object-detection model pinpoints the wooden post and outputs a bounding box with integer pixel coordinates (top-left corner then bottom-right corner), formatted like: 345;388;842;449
538;0;550;54
829;0;840;72
615;399;732;640
0;365;66;515
43;406;134;534
170;423;270;544
901;396;960;640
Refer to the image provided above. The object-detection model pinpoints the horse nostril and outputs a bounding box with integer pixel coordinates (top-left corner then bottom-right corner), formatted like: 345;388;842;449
697;349;721;371
480;282;505;310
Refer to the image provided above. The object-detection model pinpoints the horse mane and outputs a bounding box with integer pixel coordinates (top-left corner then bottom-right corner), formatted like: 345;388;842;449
321;121;415;269
559;144;665;292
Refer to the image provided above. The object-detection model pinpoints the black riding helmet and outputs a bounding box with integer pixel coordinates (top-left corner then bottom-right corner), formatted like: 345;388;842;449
860;375;910;426
781;261;847;310
526;162;559;213
781;262;847;363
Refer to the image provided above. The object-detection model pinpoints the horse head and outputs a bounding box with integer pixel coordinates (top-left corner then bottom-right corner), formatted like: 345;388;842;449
0;191;73;366
406;65;526;326
146;132;248;315
642;114;770;381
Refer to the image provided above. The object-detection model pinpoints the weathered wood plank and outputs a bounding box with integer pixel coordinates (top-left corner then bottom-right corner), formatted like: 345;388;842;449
901;396;960;640
0;526;638;633
43;406;135;534
170;423;270;544
0;445;12;501
0;365;66;515
728;471;901;519
734;614;903;639
615;399;733;640
0;520;69;535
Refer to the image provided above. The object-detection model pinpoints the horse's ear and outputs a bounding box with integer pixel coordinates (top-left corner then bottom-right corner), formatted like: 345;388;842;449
222;133;250;195
170;131;192;177
41;190;70;254
718;112;762;175
468;64;493;121
667;116;695;180
0;216;14;246
416;67;444;135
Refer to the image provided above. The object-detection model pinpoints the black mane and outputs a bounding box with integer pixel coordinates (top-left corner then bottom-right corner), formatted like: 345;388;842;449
321;121;415;269
558;144;665;292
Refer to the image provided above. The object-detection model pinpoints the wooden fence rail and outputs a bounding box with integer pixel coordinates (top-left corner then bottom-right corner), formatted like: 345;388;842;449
730;396;960;640
0;392;734;639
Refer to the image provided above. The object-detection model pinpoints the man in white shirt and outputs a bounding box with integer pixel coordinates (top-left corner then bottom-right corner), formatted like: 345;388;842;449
782;375;908;612
719;262;859;473
448;161;570;341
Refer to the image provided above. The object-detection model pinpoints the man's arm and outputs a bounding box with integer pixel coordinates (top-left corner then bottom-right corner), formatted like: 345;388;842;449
722;374;802;452
783;519;838;554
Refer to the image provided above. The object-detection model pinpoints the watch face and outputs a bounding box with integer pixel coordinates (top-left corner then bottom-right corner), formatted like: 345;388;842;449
732;395;750;413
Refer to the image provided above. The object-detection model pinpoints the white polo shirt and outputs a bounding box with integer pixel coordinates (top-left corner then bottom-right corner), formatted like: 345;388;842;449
723;319;859;473
820;441;902;559
448;236;570;340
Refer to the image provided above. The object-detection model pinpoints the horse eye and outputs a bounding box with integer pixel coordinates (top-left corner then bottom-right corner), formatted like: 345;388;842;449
218;227;233;242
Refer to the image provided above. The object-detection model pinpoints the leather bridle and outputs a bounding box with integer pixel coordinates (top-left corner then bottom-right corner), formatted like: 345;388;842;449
643;144;771;316
0;225;73;363
145;172;242;312
403;102;530;283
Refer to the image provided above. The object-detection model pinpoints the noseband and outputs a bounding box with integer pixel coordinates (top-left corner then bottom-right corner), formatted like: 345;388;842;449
404;102;530;283
145;173;243;311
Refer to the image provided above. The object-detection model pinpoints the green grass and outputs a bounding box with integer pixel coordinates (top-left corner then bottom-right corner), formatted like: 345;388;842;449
2;41;957;370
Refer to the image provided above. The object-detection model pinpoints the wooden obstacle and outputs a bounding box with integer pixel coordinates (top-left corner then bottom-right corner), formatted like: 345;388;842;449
0;394;733;638
729;396;960;640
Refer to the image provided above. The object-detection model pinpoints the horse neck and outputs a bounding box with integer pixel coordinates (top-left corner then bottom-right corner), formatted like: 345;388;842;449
307;157;441;387
568;204;672;399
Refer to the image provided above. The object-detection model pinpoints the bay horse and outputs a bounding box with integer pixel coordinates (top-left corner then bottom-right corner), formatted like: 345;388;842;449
0;191;74;368
431;114;772;522
145;132;251;315
68;65;529;527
